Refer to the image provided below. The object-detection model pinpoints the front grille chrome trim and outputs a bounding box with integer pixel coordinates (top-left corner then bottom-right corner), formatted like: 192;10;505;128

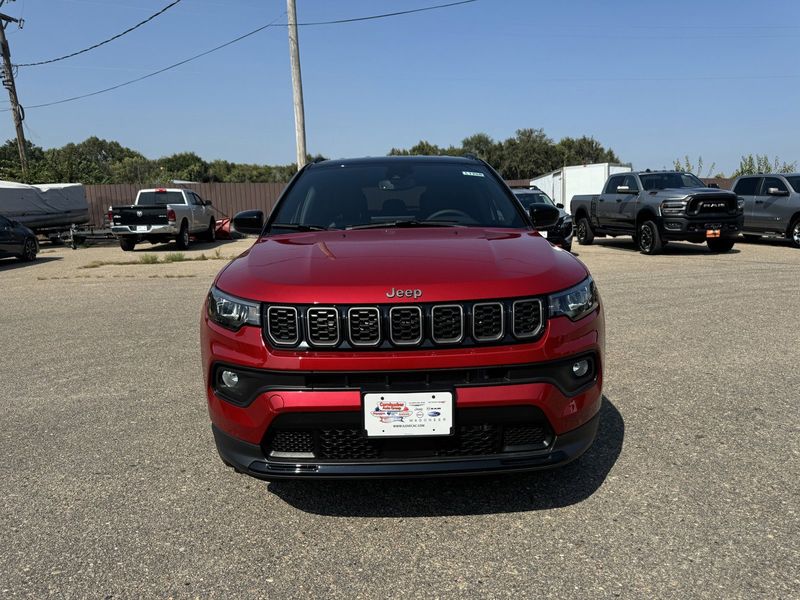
511;298;544;340
306;306;341;347
266;305;299;346
347;306;382;347
431;304;464;344
472;301;504;342
389;305;423;346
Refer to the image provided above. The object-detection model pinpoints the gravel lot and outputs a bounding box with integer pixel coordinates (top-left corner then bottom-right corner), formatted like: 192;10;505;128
1;236;798;598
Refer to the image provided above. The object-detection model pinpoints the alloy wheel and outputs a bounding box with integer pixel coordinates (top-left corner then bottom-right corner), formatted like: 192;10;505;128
24;238;36;260
577;222;586;242
793;222;800;245
639;225;653;252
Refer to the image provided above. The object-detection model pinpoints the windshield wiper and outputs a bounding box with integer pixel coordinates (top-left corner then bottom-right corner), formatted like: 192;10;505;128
269;223;328;232
348;219;462;230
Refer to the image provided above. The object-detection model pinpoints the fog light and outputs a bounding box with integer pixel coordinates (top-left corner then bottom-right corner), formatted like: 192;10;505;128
572;359;590;378
221;370;240;388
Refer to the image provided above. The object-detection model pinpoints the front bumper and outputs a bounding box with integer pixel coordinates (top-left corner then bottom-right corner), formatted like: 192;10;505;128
213;411;599;479
661;214;743;242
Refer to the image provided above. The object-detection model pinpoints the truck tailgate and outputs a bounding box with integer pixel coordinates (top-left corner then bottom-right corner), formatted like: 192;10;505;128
112;206;170;227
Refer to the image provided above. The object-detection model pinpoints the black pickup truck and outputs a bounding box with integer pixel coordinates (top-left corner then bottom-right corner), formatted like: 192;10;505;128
570;171;743;254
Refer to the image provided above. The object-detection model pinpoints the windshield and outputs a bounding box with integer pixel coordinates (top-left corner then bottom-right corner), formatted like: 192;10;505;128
639;173;705;191
513;191;555;209
785;176;800;193
270;161;527;231
137;191;185;206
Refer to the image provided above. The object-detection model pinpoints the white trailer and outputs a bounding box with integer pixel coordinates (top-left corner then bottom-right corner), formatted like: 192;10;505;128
530;163;631;214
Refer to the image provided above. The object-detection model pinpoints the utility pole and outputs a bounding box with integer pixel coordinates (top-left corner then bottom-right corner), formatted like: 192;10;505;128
286;0;307;170
0;6;27;181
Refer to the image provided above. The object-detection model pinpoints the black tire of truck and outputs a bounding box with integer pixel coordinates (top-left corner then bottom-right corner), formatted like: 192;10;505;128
707;238;735;253
638;220;663;255
201;218;216;242
789;217;800;249
576;218;594;245
176;222;190;250
120;238;136;252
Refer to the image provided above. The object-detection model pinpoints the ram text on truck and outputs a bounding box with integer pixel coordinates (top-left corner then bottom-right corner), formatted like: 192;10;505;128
201;156;605;479
571;171;743;255
110;188;216;251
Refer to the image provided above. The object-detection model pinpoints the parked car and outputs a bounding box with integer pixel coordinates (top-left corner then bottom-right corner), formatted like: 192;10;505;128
0;215;38;262
571;170;743;254
201;155;604;480
511;187;573;251
731;173;800;248
110;188;216;251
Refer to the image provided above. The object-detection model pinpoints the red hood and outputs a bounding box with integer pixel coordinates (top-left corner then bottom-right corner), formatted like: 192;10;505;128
216;228;588;304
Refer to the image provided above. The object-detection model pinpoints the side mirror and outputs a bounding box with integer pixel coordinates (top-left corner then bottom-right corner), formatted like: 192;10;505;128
528;204;560;229
767;187;789;196
205;200;213;206
232;210;264;235
708;183;720;189
556;202;564;209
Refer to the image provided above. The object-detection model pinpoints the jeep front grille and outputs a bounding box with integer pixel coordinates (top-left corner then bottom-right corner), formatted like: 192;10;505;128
306;307;340;346
266;306;299;346
261;297;547;350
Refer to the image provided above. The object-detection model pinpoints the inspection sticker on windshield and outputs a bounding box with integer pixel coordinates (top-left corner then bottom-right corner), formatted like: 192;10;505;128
363;392;453;437
462;171;485;177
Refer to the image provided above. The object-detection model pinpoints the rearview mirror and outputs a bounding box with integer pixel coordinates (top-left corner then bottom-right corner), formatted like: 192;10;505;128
232;210;264;235
528;204;560;229
767;187;789;196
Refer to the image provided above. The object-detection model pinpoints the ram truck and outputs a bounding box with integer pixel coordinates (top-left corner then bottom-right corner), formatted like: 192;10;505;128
110;188;216;251
571;171;743;254
201;156;605;479
731;173;800;248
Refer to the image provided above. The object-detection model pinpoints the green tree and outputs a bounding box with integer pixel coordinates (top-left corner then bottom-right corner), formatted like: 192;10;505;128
732;154;796;177
556;136;620;167
673;155;716;177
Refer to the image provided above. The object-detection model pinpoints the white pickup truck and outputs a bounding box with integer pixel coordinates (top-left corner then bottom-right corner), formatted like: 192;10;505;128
110;188;216;251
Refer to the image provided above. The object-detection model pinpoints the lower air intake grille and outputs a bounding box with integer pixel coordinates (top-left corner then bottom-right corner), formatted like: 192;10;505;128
270;430;314;453
503;425;549;448
307;307;340;346
318;429;379;460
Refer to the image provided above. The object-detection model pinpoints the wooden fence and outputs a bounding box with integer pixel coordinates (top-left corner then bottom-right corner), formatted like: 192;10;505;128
84;182;287;227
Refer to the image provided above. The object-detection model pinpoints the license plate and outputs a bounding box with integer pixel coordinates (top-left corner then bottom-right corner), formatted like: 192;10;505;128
136;225;148;232
706;229;720;238
363;392;453;438
539;229;548;239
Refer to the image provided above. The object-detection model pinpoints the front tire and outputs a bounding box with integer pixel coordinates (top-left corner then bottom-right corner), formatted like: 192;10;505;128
176;222;190;250
119;238;136;252
789;218;800;249
638;220;663;255
576;218;594;245
202;219;216;242
17;237;38;262
707;238;735;253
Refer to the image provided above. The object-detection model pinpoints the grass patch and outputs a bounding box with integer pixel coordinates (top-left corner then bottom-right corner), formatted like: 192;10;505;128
163;252;187;263
139;254;159;264
79;250;230;269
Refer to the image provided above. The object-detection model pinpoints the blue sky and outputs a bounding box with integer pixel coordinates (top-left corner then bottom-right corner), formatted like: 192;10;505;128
2;0;798;175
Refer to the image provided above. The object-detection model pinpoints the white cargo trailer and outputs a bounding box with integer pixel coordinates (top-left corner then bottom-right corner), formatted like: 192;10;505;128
530;163;631;214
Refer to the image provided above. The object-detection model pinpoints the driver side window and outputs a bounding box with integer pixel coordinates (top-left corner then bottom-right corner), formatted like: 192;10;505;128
605;176;624;194
622;175;639;191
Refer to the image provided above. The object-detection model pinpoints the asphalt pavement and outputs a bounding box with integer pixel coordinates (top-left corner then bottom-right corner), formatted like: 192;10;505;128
0;235;797;598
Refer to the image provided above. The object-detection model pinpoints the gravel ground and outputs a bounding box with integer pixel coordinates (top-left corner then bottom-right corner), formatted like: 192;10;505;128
1;235;798;599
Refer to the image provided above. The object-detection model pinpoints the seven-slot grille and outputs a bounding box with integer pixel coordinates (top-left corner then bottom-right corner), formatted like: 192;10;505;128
263;298;546;350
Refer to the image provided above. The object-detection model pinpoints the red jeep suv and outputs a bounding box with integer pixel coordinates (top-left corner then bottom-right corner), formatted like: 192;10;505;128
201;156;604;479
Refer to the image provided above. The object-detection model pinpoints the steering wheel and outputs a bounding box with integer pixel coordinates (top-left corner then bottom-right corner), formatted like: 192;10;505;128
426;209;472;222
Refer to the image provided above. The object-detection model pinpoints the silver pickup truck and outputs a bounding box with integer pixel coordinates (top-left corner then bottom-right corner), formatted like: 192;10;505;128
731;174;800;248
571;170;743;255
111;188;216;251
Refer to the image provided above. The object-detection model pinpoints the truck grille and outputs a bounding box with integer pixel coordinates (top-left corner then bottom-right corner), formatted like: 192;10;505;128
307;307;340;346
347;307;381;346
261;297;546;350
266;306;299;346
263;408;554;461
472;302;504;341
687;195;737;216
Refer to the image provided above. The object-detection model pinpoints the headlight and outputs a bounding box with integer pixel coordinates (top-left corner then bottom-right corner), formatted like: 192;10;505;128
207;286;261;330
661;200;687;215
548;277;599;321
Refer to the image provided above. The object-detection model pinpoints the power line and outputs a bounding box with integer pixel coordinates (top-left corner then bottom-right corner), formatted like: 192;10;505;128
16;0;183;67
4;0;480;111
295;0;478;26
